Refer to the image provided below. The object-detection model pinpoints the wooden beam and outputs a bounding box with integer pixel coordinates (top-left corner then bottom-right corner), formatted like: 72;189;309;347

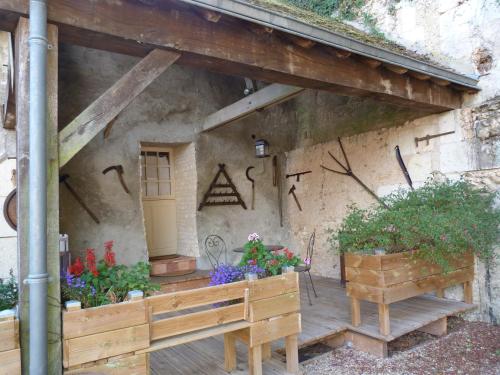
285;34;316;49
46;22;62;375
383;63;408;75
408;71;431;81
202;84;304;132
14;17;30;373
0;0;463;111
328;47;351;59
58;49;179;167
0;30;14;129
358;56;382;68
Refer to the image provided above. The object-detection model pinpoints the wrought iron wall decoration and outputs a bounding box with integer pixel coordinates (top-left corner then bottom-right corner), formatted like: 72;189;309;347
320;137;388;209
198;164;247;210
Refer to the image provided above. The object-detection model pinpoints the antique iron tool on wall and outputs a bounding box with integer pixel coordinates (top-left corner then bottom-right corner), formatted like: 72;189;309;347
395;145;413;190
320;137;388;208
288;184;302;211
415;130;455;147
60;174;100;224
102;165;131;194
286;170;311;182
198;164;246;210
245;166;255;210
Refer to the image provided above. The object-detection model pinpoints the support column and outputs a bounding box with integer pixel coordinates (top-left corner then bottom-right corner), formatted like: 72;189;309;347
46;22;61;375
15;17;31;375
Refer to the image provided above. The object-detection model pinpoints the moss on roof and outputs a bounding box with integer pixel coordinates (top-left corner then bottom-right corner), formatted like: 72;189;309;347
243;0;439;65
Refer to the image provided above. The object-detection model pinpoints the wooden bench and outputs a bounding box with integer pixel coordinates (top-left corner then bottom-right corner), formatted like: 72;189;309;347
63;272;301;374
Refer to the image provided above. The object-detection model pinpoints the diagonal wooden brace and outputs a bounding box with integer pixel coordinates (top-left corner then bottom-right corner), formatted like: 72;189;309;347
58;49;180;167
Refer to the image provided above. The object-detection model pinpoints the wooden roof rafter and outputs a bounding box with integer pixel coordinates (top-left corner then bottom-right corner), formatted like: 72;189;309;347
0;0;475;116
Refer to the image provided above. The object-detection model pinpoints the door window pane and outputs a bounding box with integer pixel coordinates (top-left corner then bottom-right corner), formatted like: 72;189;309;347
141;150;173;197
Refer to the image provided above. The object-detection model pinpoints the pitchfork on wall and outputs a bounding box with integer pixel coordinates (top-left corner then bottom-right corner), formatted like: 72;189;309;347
320;137;388;209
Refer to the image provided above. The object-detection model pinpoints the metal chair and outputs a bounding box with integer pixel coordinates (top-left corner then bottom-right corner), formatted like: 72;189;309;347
295;230;318;305
204;235;227;269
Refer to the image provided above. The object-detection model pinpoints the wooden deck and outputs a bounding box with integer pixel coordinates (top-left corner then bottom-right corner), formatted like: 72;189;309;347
150;275;476;374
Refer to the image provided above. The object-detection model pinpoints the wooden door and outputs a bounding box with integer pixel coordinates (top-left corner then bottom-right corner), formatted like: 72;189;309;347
141;147;177;258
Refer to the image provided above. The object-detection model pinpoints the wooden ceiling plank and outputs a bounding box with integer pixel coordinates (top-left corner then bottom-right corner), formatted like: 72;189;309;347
0;1;462;111
202;83;304;132
59;49;180;167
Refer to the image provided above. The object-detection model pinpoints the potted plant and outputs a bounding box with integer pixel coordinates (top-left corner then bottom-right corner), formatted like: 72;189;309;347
61;241;159;369
329;179;500;335
238;233;302;276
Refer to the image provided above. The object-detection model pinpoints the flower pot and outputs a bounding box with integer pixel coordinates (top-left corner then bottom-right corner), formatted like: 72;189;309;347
281;266;295;274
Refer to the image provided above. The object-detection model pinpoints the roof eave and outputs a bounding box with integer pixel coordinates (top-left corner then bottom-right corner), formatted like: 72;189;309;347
178;0;479;90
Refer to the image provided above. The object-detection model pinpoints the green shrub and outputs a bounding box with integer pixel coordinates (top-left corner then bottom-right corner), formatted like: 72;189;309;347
0;270;18;311
239;233;302;275
61;242;159;308
328;179;500;270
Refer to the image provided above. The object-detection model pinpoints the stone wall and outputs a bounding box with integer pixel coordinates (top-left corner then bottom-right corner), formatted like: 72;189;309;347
278;0;500;323
172;142;199;257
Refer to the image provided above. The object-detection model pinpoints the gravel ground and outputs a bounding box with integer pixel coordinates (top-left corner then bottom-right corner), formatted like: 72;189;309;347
302;318;500;375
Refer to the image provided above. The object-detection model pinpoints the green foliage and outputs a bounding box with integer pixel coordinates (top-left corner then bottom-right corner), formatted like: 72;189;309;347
0;270;17;311
62;261;159;309
239;235;302;276
329;179;500;270
285;0;364;19
284;0;385;37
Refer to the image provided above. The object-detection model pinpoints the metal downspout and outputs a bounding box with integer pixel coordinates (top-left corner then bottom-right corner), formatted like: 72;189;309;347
26;0;49;374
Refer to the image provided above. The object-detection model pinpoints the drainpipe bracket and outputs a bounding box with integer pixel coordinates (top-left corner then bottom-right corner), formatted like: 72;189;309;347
23;273;50;285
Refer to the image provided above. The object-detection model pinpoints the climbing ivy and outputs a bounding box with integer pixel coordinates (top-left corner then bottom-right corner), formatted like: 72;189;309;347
285;0;385;37
285;0;365;19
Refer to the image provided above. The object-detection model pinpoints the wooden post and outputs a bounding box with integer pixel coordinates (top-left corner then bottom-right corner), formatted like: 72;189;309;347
262;342;271;361
16;17;61;374
418;317;447;337
46;22;61;375
248;345;262;375
378;303;390;336
223;333;237;372
285;334;299;374
350;297;361;326
15;17;30;374
464;281;473;304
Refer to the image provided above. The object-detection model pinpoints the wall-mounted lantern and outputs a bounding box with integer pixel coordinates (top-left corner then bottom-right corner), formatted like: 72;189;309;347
255;138;270;158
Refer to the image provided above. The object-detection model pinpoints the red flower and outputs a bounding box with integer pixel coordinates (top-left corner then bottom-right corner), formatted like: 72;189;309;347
68;257;84;276
284;248;294;260
104;241;116;267
86;248;98;276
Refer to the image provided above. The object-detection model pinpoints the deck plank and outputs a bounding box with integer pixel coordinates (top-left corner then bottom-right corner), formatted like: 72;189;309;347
150;275;476;373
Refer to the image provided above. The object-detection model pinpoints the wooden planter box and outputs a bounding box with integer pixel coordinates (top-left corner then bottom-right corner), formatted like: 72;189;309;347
62;298;150;374
62;272;301;375
345;251;474;336
0;311;21;375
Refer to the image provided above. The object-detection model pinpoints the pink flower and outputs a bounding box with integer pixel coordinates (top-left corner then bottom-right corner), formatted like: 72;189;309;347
247;233;260;242
304;257;311;266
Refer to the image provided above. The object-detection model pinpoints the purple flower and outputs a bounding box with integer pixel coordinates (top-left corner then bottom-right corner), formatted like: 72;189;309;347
209;264;264;286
